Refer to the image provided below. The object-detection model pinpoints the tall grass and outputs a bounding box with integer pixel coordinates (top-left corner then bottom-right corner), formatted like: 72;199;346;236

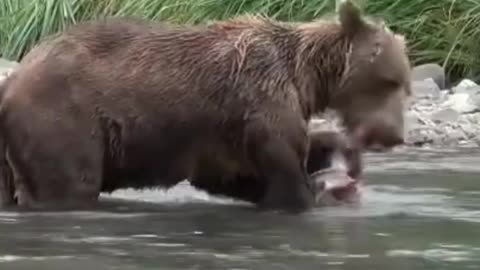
1;0;480;81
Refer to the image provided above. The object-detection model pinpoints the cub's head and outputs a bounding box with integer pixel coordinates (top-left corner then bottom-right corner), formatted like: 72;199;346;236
329;0;412;152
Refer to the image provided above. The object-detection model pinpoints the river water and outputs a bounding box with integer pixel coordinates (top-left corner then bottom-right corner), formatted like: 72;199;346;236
1;147;480;270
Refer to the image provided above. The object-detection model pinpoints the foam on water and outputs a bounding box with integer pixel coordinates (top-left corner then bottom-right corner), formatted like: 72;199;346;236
386;246;479;263
92;178;480;224
0;255;74;262
0;210;151;219
102;180;246;206
54;236;133;244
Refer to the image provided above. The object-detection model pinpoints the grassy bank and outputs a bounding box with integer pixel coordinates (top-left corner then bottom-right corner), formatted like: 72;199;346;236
1;0;479;82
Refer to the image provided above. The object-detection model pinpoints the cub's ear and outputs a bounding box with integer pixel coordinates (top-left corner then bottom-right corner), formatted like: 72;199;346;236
337;0;365;37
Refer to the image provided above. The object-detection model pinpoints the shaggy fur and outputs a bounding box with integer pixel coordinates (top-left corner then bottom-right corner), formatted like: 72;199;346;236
0;0;411;212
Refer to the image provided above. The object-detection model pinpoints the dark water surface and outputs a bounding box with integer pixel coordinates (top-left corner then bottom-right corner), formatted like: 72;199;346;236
1;147;480;270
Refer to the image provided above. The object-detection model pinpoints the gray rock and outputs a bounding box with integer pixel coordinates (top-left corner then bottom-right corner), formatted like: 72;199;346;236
441;92;479;114
473;137;480;146
404;111;422;130
411;63;446;89
462;126;477;139
467;91;480;112
431;108;461;123
453;79;479;93
412;78;441;99
438;90;451;102
465;113;480;124
433;123;467;146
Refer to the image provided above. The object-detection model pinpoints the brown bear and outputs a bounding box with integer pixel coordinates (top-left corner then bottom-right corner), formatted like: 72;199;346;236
188;129;363;206
0;0;411;212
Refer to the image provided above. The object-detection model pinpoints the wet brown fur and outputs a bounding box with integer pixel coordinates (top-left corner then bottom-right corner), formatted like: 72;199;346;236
0;1;411;212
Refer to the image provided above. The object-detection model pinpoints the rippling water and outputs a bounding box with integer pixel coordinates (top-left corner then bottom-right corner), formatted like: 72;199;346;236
1;147;480;270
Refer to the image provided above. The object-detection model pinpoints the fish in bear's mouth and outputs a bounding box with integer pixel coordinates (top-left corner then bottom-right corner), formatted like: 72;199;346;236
311;168;361;206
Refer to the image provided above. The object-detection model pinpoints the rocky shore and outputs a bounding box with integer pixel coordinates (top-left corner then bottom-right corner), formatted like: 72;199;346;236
313;63;480;148
1;58;478;148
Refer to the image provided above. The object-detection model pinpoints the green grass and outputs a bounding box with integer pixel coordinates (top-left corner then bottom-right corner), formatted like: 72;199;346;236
1;0;480;81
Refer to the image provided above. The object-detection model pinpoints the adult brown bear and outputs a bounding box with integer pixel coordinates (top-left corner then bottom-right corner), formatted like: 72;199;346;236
0;0;411;212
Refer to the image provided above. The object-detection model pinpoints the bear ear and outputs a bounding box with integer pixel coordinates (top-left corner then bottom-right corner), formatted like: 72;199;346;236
337;0;365;37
